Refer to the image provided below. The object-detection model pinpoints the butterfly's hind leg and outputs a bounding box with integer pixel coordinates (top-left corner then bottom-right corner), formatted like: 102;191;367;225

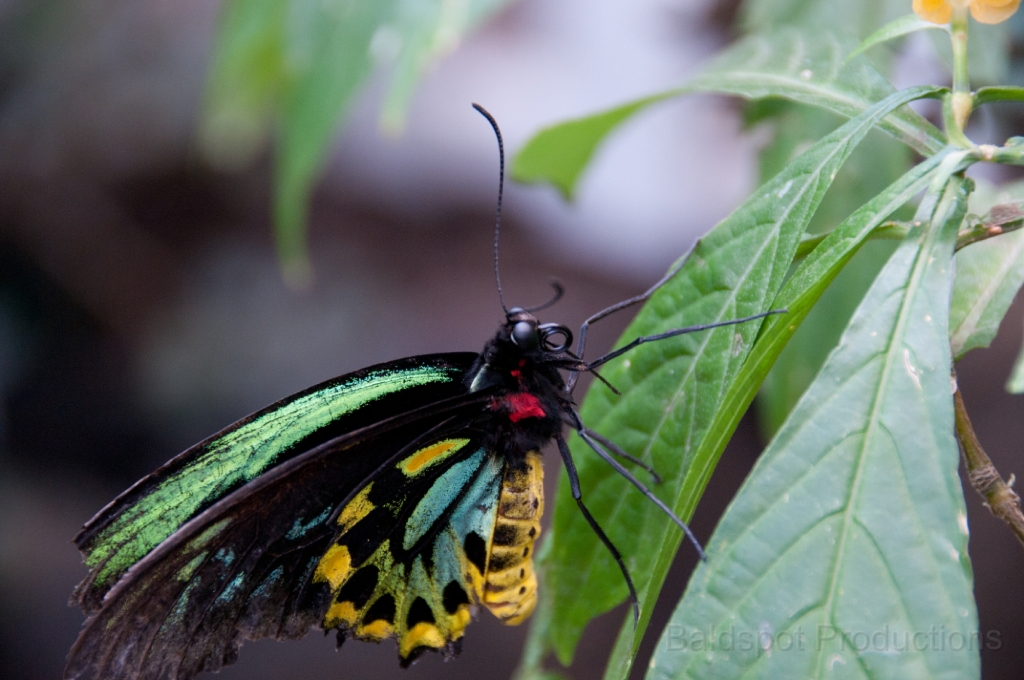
582;427;661;484
554;434;640;624
563;407;706;561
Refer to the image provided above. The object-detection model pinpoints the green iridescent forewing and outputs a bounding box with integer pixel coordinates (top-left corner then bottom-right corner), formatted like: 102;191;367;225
66;412;501;680
73;354;475;612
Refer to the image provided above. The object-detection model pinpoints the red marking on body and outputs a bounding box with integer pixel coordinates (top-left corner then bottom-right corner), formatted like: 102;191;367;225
510;370;521;378
505;393;546;422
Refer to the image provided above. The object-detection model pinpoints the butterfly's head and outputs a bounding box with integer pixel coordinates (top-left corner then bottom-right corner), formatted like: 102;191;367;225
505;307;573;354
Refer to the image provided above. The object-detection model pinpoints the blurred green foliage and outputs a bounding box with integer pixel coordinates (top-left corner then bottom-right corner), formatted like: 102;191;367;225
201;0;510;285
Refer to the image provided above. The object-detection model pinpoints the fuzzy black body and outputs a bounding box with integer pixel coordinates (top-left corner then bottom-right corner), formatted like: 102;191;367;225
465;309;573;465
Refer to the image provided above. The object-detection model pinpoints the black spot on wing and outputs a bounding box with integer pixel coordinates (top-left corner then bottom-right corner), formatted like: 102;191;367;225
464;531;487;573
336;566;378;609
363;594;396;625
442;581;470;615
406;597;435;627
338;506;400;566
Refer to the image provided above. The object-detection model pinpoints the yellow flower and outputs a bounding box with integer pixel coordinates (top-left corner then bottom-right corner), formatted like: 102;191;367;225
914;0;1021;24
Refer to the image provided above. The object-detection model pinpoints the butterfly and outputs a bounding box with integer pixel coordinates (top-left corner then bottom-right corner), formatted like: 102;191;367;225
66;105;781;679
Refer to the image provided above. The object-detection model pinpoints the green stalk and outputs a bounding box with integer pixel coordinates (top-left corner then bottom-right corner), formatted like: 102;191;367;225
950;7;973;134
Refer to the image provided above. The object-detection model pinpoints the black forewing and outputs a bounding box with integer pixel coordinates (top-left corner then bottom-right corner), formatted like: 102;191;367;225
73;354;478;612
64;390;494;680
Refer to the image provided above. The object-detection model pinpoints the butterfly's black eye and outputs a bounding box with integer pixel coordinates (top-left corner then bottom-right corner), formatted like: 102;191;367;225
539;323;572;352
511;321;540;349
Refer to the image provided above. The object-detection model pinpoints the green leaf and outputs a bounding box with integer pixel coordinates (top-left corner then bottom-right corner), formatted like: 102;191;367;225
513;94;667;201
1008;336;1024;393
201;1;288;172
512;29;944;200
974;86;1024;106
846;14;949;63
517;85;944;679
202;0;510;283
684;29;944;156
734;150;951;467
647;176;977;680
756;105;912;438
948;178;1024;390
596;147;953;680
950;227;1024;359
950;202;1024;360
377;0;507;133
274;0;392;285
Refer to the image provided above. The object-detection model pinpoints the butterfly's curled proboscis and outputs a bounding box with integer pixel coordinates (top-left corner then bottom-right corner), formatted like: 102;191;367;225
64;105;785;679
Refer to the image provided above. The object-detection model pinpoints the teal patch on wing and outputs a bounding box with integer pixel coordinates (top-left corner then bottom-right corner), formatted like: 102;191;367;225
84;364;456;592
216;573;246;605
430;454;503;594
321;450;503;661
403;449;486;550
286;508;332;541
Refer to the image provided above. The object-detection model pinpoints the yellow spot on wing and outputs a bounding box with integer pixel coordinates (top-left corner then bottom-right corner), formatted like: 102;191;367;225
314;544;351;590
399;438;470;475
450;607;471;636
400;622;446;657
325;600;359;628
337;484;375;533
358;619;393;641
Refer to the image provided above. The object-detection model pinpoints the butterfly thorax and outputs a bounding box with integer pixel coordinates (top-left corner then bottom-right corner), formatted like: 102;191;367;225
465;308;572;463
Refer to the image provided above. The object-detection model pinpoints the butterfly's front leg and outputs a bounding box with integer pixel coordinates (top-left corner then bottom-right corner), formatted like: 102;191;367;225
565;255;690;392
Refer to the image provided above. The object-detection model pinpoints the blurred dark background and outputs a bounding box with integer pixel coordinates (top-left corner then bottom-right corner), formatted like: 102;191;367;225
2;1;1024;679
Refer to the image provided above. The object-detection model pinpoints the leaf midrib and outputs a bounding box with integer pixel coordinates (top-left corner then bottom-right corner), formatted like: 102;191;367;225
812;229;939;678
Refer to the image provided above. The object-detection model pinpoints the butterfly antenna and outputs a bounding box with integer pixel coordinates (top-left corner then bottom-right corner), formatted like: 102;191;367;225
473;103;509;315
523;280;564;313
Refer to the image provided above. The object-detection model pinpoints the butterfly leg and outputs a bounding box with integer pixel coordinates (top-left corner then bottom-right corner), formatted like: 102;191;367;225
574;426;706;561
581;427;661;484
583;309;785;373
555;434;640;624
566;257;687;393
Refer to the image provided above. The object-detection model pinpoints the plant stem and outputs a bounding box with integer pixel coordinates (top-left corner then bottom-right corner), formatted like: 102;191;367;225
956;215;1024;251
792;210;1024;261
950;8;973;134
953;376;1024;549
793;222;910;260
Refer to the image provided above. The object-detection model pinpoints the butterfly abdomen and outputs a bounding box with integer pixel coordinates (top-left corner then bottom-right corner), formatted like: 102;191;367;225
482;451;543;625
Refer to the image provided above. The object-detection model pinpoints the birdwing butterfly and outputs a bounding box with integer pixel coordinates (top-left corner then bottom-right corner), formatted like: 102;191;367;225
65;105;781;679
